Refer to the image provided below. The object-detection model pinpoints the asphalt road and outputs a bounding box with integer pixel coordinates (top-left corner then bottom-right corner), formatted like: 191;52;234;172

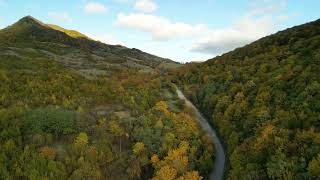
175;87;225;180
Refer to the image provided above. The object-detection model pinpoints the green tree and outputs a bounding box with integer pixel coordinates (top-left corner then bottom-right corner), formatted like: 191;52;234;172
308;154;320;177
75;132;89;147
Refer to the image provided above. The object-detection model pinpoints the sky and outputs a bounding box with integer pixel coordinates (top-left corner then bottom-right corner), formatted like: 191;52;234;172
0;0;319;63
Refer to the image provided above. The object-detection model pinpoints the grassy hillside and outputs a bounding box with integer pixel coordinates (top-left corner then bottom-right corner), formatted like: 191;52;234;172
47;24;91;40
173;19;320;179
0;16;180;76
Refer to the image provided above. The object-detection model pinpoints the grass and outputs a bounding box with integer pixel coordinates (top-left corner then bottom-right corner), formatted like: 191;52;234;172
47;24;91;40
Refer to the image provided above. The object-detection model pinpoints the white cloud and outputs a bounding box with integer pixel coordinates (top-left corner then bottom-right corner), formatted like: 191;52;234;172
84;2;107;14
116;13;209;40
190;16;275;54
188;0;290;55
48;12;72;23
139;41;212;63
116;0;291;57
134;0;157;13
116;12;284;55
87;33;123;45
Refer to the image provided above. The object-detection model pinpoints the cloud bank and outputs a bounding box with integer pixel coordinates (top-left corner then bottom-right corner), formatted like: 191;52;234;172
116;0;289;55
116;13;209;40
190;17;275;54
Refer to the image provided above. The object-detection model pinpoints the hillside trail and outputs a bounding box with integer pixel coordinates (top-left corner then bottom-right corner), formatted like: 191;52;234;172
175;86;225;180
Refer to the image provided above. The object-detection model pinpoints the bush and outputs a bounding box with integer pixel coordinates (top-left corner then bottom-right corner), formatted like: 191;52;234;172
24;106;78;135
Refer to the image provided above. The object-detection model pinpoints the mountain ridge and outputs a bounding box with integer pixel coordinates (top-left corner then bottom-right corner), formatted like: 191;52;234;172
204;18;320;64
0;16;180;76
47;24;92;40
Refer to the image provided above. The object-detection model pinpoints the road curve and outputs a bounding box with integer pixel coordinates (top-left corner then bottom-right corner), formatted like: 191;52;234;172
175;86;225;180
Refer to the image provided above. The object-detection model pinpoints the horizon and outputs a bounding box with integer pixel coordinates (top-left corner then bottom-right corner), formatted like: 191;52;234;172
0;0;319;62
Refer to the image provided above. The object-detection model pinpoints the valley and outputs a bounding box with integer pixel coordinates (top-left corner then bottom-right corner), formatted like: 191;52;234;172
0;14;320;180
0;16;213;180
175;86;225;180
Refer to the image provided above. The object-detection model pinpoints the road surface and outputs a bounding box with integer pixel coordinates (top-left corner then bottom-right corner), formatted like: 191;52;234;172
175;86;225;180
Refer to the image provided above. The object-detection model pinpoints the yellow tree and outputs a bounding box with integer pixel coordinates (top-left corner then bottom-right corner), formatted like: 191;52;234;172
75;132;89;147
308;154;320;177
133;142;145;155
109;121;125;155
153;141;190;179
133;142;148;166
178;171;203;180
164;141;189;174
153;101;169;115
152;165;177;180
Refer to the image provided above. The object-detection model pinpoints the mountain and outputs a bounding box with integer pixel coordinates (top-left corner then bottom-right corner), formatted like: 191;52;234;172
0;16;212;179
0;16;180;77
173;19;320;179
47;24;92;40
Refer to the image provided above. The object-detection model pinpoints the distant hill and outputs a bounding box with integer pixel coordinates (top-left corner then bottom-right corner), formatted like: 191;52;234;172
174;19;320;179
0;16;180;77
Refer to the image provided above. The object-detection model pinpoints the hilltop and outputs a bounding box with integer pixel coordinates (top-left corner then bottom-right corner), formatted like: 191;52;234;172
0;16;180;77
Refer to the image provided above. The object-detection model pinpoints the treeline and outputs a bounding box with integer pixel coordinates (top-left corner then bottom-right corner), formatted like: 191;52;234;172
173;19;320;179
0;54;213;179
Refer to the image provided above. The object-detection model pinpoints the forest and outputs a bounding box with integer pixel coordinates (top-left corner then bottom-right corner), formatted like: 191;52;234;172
1;14;320;180
173;19;320;179
0;51;214;179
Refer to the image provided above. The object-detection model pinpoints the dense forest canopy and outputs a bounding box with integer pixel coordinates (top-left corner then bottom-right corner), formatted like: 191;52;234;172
173;19;320;179
1;14;320;180
0;17;212;179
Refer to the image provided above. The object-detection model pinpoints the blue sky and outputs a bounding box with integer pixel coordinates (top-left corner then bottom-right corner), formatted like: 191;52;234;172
0;0;319;62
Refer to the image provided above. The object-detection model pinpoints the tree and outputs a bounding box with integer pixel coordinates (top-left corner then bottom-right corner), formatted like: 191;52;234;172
163;142;189;174
24;106;78;136
109;121;125;154
228;131;239;154
133;142;148;166
266;149;295;179
308;154;320;177
151;154;160;166
178;171;203;180
133;142;145;155
152;165;177;180
75;132;88;147
39;146;56;160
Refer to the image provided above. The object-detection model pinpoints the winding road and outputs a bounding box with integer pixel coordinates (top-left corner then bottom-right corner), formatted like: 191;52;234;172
175;86;225;180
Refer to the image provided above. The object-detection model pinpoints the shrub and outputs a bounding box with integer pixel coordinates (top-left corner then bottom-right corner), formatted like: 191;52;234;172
24;106;78;135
